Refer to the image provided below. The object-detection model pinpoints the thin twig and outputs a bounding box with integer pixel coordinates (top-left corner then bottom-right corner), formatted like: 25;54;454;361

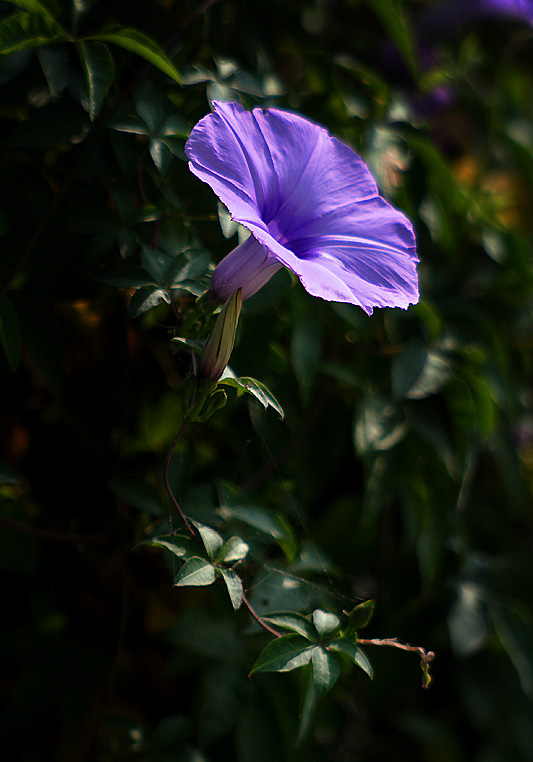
357;637;435;688
242;593;282;637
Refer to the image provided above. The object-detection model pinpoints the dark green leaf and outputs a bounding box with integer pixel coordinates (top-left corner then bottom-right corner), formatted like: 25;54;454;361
87;27;181;84
0;12;66;55
77;41;114;121
2;0;61;19
174;556;216;587
328;639;374;679
345;599;375;634
250;633;315;674
140;245;171;284
36;46;69;99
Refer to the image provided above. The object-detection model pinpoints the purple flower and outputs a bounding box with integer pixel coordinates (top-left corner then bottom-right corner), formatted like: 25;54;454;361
185;101;418;315
420;0;533;32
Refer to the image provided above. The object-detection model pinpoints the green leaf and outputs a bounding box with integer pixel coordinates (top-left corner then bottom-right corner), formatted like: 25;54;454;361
0;458;20;485
0;12;66;55
192;521;224;561
2;0;61;19
312;609;341;638
174;556;216;587
311;646;341;697
140;535;198;560
329;639;373;679
77;41;114;121
220;504;291;542
261;612;317;640
219;371;284;418
296;672;318;745
345;600;375;634
217;536;249;564
250;634;315;674
0;295;21;372
36;45;69;99
140;245;172;284
87;27;181;84
219;567;243;610
167;249;210;288
128;286;170;318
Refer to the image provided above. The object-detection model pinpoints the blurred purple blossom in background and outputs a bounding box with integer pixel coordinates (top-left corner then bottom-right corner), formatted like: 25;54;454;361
420;0;533;34
185;101;418;315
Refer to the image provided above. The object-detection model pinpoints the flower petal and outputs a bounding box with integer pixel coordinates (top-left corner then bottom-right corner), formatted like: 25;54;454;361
185;101;419;311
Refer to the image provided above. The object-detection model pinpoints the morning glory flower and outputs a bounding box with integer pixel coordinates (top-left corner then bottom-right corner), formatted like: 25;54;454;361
185;101;418;315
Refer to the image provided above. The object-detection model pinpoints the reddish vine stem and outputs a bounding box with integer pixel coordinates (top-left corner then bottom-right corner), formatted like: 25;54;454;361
242;593;282;638
358;637;435;687
163;420;195;537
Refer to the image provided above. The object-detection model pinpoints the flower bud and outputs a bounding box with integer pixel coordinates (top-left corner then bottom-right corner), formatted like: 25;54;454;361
198;288;242;383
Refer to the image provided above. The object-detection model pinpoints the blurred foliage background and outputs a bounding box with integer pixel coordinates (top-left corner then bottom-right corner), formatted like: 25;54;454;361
1;0;533;760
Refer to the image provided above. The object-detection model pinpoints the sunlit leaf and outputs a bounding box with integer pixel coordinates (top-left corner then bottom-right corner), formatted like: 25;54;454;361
0;12;66;55
174;556;216;587
217;536;249;564
312;609;341;637
261;612;317;640
219;567;243;610
77;41;114;121
87;26;181;84
219;371;284;418
192;521;224;561
311;646;340;697
250;634;315;674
